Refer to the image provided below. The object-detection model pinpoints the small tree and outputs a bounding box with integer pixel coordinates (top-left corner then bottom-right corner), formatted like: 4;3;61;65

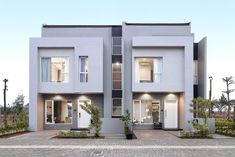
12;94;24;114
189;97;212;137
213;94;227;118
190;97;212;124
80;103;102;137
222;76;234;120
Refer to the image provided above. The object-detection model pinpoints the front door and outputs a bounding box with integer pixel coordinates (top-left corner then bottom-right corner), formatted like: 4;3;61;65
164;100;178;129
77;99;91;128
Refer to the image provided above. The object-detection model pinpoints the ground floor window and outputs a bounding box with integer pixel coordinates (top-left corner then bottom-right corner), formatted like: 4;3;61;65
133;100;160;124
45;100;72;124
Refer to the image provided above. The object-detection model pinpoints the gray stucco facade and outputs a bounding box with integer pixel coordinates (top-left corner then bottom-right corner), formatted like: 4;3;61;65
29;22;207;133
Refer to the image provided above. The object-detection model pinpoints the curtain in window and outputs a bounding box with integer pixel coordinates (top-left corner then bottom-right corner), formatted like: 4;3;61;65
41;58;51;82
135;59;140;83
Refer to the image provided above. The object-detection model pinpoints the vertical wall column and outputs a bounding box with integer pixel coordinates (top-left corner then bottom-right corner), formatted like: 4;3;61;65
29;43;40;131
184;45;194;129
111;27;123;118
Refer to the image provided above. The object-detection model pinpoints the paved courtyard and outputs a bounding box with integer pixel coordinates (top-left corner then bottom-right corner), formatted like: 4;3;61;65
0;130;234;157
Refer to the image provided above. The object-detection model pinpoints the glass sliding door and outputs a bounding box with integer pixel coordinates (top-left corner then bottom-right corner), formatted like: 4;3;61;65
133;100;141;123
45;100;72;124
133;99;160;124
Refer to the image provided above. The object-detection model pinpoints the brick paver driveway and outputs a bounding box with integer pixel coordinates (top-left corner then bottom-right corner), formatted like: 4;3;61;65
0;130;235;157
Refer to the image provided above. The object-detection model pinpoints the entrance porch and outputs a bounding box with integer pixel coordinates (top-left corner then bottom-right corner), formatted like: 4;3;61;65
132;93;185;130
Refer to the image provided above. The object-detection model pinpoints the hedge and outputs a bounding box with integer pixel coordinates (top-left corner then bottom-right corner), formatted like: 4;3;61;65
215;119;235;137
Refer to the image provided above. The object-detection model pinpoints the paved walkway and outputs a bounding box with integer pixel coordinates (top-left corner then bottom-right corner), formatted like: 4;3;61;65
0;130;234;157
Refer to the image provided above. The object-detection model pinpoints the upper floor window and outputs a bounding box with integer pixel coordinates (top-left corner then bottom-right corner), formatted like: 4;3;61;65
79;56;88;83
112;62;122;89
41;57;69;83
112;37;122;55
135;58;163;83
193;60;198;84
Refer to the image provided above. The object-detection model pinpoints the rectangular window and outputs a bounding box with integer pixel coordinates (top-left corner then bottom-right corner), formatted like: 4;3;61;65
79;56;88;83
193;60;198;84
41;57;69;83
112;98;122;117
45;100;72;124
112;37;122;55
135;58;163;83
112;63;122;89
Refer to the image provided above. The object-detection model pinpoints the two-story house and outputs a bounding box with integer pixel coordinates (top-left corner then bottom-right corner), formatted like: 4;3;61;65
29;22;206;133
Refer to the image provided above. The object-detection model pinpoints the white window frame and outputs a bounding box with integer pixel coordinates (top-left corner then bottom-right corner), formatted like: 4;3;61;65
45;100;54;124
40;57;69;83
79;56;88;83
45;100;72;124
133;99;160;124
153;58;163;84
135;57;163;84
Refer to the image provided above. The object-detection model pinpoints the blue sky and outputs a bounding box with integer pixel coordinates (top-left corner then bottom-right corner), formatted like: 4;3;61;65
0;0;235;105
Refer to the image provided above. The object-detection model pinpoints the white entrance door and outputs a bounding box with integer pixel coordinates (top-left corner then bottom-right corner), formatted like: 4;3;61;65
164;100;178;129
77;99;91;128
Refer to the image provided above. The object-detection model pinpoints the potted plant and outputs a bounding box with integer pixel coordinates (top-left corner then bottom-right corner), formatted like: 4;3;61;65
120;109;133;139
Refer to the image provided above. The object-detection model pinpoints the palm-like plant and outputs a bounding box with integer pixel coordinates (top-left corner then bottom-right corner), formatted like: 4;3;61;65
80;102;102;137
222;76;235;120
190;97;212;137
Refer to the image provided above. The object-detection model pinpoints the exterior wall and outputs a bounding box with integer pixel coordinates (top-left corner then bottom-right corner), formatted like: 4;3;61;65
38;48;75;93
101;118;123;134
29;41;39;131
41;27;113;118
198;37;207;98
29;37;104;131
132;47;184;92
122;26;194;129
37;94;44;130
30;37;103;94
122;24;191;36
179;93;185;129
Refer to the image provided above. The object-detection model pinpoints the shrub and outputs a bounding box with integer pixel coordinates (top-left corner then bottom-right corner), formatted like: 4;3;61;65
215;119;235;137
120;109;133;136
0;121;28;136
58;130;88;138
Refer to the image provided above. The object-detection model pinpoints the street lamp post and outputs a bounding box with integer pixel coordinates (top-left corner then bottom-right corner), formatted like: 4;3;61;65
208;76;213;117
3;79;8;127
